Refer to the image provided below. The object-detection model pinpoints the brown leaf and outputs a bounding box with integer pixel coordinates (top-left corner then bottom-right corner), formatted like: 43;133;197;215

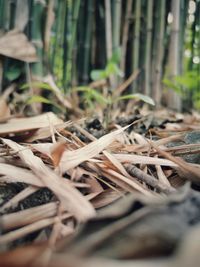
59;125;130;172
0;112;63;135
51;141;67;167
0;97;10;119
0;30;38;62
2;139;95;221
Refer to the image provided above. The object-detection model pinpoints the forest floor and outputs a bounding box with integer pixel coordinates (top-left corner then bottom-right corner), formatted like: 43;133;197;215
0;93;200;267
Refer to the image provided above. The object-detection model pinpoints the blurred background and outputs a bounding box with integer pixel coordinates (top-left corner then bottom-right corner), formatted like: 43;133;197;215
0;0;199;112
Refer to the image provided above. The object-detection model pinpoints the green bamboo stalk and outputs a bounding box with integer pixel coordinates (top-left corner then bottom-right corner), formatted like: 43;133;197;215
112;0;122;86
179;0;189;73
62;1;69;88
105;0;113;61
44;0;54;54
167;0;182;110
153;0;166;105
82;0;94;84
120;0;133;74
9;0;16;29
112;0;121;52
3;0;11;31
51;0;63;70
65;0;81;90
0;0;5;29
0;0;5;92
144;0;153;96
31;0;45;77
132;0;141;92
188;0;198;71
76;0;85;83
105;0;115;88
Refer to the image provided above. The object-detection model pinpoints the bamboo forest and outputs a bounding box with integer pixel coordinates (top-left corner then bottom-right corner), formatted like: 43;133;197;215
0;1;200;267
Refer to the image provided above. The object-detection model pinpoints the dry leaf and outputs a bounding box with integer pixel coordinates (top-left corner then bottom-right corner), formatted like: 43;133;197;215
0;112;63;135
0;97;10;119
59;125;130;172
0;30;38;62
2;139;96;221
51;141;66;167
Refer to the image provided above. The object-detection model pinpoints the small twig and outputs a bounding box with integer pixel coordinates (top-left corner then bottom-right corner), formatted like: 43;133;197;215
114;69;140;97
124;163;175;194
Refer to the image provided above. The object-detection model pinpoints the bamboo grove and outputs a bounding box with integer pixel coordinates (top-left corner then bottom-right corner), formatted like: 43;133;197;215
0;0;199;111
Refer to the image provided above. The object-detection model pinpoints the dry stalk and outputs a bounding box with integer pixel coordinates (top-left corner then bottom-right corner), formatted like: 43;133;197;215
124;163;175;194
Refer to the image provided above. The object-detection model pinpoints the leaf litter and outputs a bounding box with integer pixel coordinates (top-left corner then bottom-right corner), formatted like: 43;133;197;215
0;110;200;266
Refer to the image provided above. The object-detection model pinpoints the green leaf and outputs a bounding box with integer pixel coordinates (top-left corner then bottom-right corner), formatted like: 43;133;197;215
26;95;52;105
105;62;123;77
109;47;121;64
75;86;109;105
162;78;183;95
90;89;109;105
175;72;199;90
116;93;155;106
20;82;54;91
90;70;107;81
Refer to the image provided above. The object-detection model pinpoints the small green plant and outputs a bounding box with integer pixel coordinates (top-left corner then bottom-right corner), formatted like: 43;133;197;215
19;82;64;113
75;48;155;124
163;70;200;109
90;48;123;81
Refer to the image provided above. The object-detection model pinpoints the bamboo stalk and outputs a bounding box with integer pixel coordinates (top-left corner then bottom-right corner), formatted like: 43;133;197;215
112;0;122;87
51;0;62;70
65;0;81;90
120;0;133;74
82;0;94;84
153;0;166;105
132;0;141;92
62;1;69;88
145;0;153;96
112;0;121;52
31;0;45;77
0;0;5;29
44;0;54;54
105;0;113;61
167;0;182;110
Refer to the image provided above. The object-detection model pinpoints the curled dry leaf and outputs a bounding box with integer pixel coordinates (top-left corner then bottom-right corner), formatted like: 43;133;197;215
0;29;38;62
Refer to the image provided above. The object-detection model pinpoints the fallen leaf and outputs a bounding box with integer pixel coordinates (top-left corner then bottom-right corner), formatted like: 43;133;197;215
0;30;38;62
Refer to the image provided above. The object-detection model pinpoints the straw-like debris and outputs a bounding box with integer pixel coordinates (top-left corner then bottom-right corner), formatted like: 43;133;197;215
0;111;200;266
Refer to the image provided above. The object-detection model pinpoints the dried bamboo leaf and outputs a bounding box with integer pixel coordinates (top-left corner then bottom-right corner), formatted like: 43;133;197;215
0;30;38;62
151;143;200;183
1;139;96;221
0;186;38;212
100;166;154;196
59;126;130;172
0;97;10;119
0;213;71;245
107;153;178;167
1;202;58;230
0;163;43;186
0;112;63;135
